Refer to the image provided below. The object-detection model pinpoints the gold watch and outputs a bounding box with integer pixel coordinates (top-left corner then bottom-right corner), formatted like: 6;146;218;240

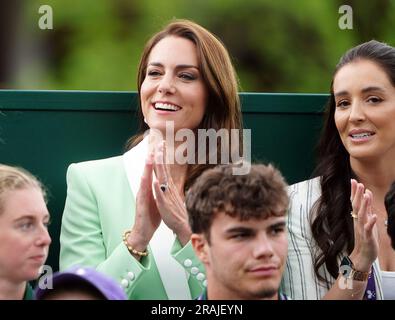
339;256;370;281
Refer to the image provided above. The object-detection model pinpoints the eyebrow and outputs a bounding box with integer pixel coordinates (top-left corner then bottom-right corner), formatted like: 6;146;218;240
269;221;286;229
148;62;199;70
225;226;254;234
13;214;50;222
334;86;385;97
225;220;286;234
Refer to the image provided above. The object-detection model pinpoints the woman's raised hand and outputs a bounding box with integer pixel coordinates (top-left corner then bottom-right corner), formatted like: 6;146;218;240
349;179;379;272
153;141;192;246
128;153;161;256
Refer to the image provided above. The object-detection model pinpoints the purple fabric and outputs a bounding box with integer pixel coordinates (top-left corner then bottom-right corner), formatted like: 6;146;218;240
35;266;127;300
363;270;376;300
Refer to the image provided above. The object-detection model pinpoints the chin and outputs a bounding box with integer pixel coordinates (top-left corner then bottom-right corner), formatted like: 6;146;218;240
250;287;278;300
149;123;195;137
16;271;39;282
31;270;43;280
27;264;45;279
348;151;378;161
247;281;281;300
148;122;176;132
347;146;378;159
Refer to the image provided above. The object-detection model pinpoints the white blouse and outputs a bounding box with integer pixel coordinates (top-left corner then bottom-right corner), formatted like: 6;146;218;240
380;271;395;300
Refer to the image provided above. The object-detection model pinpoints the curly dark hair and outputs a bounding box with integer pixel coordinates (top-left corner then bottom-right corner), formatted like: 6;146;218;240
385;181;395;250
311;40;395;282
186;163;288;242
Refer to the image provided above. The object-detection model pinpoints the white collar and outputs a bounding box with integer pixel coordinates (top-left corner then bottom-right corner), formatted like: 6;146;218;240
123;136;149;199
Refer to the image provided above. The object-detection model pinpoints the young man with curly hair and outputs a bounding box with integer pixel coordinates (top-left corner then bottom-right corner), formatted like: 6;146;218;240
186;163;289;300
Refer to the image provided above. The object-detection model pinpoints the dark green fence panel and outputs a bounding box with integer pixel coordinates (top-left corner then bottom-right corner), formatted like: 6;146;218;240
0;90;328;271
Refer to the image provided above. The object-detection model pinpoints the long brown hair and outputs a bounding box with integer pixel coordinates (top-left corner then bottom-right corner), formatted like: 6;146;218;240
385;181;395;249
126;19;242;192
312;40;395;282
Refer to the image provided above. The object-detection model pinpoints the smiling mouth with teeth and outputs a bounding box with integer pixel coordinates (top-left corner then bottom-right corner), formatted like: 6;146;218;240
350;133;374;138
154;102;181;112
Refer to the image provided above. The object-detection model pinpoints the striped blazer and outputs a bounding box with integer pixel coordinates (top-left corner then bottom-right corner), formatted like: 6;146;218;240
281;177;383;300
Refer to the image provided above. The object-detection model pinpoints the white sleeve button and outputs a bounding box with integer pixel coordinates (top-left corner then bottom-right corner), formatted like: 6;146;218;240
196;273;205;281
183;259;193;267
191;267;199;275
203;280;207;287
121;278;129;288
127;272;135;281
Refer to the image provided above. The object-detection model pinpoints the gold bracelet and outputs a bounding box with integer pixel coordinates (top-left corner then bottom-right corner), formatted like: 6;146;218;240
122;230;148;257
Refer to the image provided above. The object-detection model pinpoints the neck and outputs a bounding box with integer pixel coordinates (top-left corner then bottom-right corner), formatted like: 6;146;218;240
0;278;26;300
207;287;278;300
350;157;395;203
206;276;278;300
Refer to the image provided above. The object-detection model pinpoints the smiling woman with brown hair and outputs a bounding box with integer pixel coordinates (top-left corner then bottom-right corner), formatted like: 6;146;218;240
0;164;51;300
282;40;395;300
60;19;243;300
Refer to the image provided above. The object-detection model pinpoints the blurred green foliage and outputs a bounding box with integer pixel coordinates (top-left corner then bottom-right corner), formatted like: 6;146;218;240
9;0;395;92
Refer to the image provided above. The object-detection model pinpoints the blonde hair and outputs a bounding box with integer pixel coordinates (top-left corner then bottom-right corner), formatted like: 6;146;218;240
0;164;46;215
126;19;243;191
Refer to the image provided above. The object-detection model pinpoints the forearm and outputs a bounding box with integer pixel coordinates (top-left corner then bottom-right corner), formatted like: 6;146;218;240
174;223;192;246
323;276;368;300
324;252;372;300
126;229;151;261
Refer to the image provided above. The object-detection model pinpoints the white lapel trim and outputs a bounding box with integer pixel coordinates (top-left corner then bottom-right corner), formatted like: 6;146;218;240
122;137;191;299
372;259;384;299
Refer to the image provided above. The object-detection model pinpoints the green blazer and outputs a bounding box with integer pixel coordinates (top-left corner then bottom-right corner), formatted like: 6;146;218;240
59;155;205;299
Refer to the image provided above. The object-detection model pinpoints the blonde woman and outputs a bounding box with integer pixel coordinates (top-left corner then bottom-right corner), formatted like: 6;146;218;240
0;164;51;299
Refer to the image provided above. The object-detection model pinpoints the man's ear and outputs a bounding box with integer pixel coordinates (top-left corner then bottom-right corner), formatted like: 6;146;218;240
191;233;210;265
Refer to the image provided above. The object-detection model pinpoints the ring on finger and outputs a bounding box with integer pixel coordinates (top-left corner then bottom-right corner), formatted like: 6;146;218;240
160;182;168;192
350;211;358;219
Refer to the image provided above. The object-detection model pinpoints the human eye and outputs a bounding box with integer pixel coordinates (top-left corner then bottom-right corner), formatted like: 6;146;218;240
147;68;162;77
43;218;51;229
178;72;197;81
18;221;34;232
230;231;252;241
367;96;383;104
232;234;247;240
270;225;285;236
336;99;350;108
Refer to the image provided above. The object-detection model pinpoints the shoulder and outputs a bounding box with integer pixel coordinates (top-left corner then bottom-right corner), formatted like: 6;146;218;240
288;177;321;208
282;178;327;299
279;292;291;300
24;282;34;300
67;156;124;178
289;176;321;196
66;156;129;191
69;155;123;172
286;177;321;239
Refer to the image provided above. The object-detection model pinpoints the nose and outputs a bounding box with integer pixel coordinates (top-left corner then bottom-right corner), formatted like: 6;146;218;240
252;235;274;259
158;74;176;95
349;100;366;122
35;225;52;247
